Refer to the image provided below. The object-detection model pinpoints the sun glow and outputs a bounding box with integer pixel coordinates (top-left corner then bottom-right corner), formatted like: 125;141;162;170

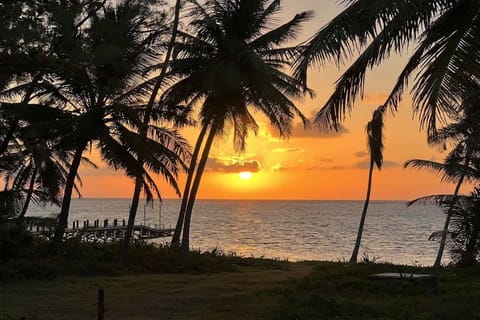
238;171;252;180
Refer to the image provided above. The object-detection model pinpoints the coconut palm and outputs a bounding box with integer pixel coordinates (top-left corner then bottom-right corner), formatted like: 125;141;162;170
0;1;107;156
405;81;480;266
410;187;480;266
14;0;191;252
296;0;480;135
124;0;185;258
163;0;313;251
350;106;384;263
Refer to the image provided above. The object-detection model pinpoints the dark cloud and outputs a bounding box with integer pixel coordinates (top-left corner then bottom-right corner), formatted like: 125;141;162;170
80;167;115;177
268;120;349;139
354;151;368;158
353;160;399;169
362;92;389;105
306;165;347;171
270;147;305;153
291;122;349;139
206;158;261;173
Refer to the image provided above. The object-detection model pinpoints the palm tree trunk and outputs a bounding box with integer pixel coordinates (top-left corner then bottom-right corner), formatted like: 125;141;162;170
49;143;85;254
123;177;143;261
124;0;182;254
16;167;38;225
171;124;207;247
433;173;466;267
181;123;217;253
463;221;480;266
350;158;374;263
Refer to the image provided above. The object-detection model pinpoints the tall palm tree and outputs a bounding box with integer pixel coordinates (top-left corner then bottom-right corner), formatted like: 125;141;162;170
296;0;480;136
350;106;384;263
163;0;313;252
405;81;480;267
16;0;191;252
124;0;185;258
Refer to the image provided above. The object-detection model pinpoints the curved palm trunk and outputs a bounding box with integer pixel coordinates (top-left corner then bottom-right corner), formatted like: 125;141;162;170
350;158;374;263
171;125;207;247
124;0;182;257
123;178;143;261
181;123;217;253
50;144;85;254
16;167;38;225
433;172;466;267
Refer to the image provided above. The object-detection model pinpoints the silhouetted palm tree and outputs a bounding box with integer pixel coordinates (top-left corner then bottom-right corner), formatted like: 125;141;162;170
296;1;480;135
350;106;384;263
163;0;313;252
410;186;480;266
124;0;185;258
17;0;191;252
405;80;480;266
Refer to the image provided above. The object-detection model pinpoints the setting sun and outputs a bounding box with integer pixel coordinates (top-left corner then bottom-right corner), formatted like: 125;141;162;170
238;171;252;180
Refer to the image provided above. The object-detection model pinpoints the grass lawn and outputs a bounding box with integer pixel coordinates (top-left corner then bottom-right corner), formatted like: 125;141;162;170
2;261;480;320
275;262;480;320
0;263;313;320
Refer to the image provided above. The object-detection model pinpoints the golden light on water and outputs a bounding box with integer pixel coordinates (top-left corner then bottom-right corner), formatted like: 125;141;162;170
238;171;252;180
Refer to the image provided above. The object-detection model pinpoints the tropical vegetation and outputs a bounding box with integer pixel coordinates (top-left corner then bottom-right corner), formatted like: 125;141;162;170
163;0;313;252
1;0;480;290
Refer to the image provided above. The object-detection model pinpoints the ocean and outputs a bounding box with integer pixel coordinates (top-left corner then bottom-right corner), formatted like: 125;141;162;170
27;199;446;266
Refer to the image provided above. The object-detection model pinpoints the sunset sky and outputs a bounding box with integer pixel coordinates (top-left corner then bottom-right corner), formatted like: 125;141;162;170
79;0;460;200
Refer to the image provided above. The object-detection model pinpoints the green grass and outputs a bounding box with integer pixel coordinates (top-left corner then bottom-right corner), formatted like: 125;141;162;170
2;258;480;320
0;264;313;320
275;262;480;320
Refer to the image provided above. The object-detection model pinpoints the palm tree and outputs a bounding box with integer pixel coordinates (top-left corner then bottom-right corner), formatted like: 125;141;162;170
350;106;384;263
16;0;191;252
410;187;480;266
405;82;480;267
124;0;185;259
0;1;106;156
163;0;313;252
296;0;480;136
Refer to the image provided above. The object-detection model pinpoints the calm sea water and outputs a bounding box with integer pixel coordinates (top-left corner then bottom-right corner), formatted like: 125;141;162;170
28;199;446;266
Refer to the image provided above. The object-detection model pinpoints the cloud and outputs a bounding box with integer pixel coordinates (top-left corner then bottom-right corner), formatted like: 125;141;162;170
206;158;261;173
270;147;305;153
306;165;347;171
290;122;349;139
354;151;368;158
362;92;390;105
271;164;287;172
80;167;115;177
267;119;349;139
353;160;399;169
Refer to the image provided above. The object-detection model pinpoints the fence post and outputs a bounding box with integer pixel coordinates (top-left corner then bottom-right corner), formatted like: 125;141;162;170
98;288;104;320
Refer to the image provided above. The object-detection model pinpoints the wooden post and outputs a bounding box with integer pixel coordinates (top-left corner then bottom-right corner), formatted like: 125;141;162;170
114;219;118;226
98;288;104;320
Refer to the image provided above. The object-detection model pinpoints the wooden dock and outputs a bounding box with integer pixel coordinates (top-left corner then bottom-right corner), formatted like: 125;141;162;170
28;218;174;242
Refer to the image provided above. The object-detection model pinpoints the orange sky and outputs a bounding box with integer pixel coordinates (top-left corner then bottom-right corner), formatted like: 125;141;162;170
79;0;462;200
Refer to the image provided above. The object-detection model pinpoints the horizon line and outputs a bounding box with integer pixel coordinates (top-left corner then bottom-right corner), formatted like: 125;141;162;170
72;197;412;202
